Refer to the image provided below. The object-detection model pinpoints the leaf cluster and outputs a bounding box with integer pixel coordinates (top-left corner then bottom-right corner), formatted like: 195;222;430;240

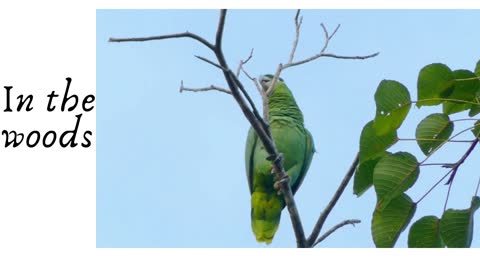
355;60;480;247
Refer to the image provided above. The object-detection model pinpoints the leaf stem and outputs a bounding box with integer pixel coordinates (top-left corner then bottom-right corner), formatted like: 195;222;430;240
420;163;455;167
398;138;474;143
416;169;453;204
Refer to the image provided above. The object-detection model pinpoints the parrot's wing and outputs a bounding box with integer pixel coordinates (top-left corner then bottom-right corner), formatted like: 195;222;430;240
291;128;315;194
245;127;258;194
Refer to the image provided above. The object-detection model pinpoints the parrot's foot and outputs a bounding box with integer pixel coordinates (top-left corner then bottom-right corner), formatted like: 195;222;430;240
273;180;281;191
273;176;290;194
268;153;283;175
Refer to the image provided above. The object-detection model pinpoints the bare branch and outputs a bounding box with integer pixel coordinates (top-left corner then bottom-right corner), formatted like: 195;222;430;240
240;66;262;94
109;32;215;51
312;219;361;247
228;70;269;132
321;52;380;60
262;14;378;108
215;9;227;49
179;80;231;95
285;52;379;69
194;55;227;71
287;9;303;64
283;23;379;70
329;24;341;40
265;64;283;97
110;9;377;248
207;10;308;247
420;163;456;167
319;23;330;53
307;153;359;246
236;48;254;77
240;67;268;124
399;138;475;143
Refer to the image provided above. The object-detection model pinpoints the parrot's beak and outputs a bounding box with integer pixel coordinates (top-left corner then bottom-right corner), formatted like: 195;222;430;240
259;75;269;91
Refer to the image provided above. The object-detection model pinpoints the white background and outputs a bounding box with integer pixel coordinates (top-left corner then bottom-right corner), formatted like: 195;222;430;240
0;1;479;269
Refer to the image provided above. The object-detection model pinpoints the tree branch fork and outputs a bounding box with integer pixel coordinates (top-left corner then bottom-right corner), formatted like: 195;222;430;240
109;9;377;247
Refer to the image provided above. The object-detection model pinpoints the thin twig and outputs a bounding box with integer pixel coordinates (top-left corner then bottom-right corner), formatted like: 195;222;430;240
329;24;341;39
236;48;254;77
228;70;269;132
282;23;378;69
452;118;480;123
194;55;228;71
416;140;478;205
179;81;231;95
287;9;302;64
412;98;480;106
420;163;455;167
240;67;263;95
419;125;479;165
240;68;266;124
265;9;302;97
312;219;361;247
265;65;283;97
284;52;379;69
319;23;334;54
416;169;453;204
307;153;359;246
109;32;215;51
443;176;454;212
399;138;475;143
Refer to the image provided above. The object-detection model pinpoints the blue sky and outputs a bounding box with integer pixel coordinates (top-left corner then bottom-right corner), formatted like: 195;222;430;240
97;10;480;248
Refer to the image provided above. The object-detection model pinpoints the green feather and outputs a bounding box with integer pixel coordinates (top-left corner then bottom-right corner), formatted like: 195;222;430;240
245;76;315;244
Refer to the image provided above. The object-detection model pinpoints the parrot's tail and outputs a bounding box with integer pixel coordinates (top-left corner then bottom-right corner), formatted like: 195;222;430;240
250;191;285;244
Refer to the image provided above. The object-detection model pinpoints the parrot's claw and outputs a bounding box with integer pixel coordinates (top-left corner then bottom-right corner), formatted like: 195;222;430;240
273;176;289;194
273;181;281;191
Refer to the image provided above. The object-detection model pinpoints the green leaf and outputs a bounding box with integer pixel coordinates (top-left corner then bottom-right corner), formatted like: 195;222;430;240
443;102;471;115
469;102;480;117
439;196;480;248
408;216;444;248
372;193;417;248
373;152;419;210
373;80;412;135
359;121;398;163
473;120;480;138
417;63;455;107
450;70;479;100
354;153;387;197
443;70;480;115
415;113;453;155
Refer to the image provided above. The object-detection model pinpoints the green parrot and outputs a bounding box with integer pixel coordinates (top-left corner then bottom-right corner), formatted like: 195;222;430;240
245;74;315;244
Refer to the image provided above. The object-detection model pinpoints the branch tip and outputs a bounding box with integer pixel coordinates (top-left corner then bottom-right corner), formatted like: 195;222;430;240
312;219;361;247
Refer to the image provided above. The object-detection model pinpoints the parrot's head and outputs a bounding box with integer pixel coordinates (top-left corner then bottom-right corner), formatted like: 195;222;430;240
259;74;284;92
